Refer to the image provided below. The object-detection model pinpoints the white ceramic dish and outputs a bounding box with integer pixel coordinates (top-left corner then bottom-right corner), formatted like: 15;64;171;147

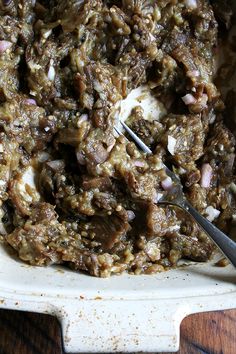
0;244;236;353
1;2;236;353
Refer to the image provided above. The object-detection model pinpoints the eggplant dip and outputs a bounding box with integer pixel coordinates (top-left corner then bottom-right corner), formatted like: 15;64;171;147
0;0;235;277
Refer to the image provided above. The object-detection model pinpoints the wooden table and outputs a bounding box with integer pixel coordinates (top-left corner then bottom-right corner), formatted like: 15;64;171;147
0;309;235;354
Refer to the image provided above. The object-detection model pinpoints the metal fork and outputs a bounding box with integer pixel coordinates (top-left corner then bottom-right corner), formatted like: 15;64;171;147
118;121;236;268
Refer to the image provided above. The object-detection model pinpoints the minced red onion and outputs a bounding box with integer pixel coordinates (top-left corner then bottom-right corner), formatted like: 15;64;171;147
167;135;176;155
185;0;197;9
200;163;213;188
209;111;216;124
153;192;164;203
107;141;115;153
48;60;55;81
161;176;173;191
24;98;37;105
76;150;86;165
149;33;156;42
78;114;88;125
47;160;65;170
0;40;12;54
91;254;98;263
182;93;197;105
205;206;220;222
37;151;50;162
13;119;20;126
43;29;52;39
187;70;200;77
134;160;146;168
127;210;135;221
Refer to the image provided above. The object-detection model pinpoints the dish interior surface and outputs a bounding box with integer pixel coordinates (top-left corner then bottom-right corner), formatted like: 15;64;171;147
0;245;235;299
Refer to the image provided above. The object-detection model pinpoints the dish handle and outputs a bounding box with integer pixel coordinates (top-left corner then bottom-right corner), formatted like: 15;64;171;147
58;299;190;353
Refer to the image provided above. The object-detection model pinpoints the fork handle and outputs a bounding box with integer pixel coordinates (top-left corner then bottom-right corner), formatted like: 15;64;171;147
183;200;236;267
